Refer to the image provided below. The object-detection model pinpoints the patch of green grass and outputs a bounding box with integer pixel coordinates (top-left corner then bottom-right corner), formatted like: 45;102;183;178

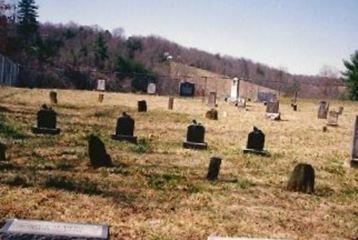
233;178;256;189
150;233;172;240
341;185;358;196
148;173;185;190
0;161;18;170
44;175;101;195
55;161;74;171
0;122;26;140
131;139;151;154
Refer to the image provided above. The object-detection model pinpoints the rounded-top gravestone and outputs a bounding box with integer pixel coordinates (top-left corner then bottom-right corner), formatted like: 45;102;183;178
183;120;208;149
111;112;137;143
206;109;218;120
243;126;269;156
88;134;112;168
287;163;315;194
32;104;61;135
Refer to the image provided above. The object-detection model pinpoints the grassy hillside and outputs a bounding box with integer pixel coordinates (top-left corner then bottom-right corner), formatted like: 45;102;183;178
0;87;357;239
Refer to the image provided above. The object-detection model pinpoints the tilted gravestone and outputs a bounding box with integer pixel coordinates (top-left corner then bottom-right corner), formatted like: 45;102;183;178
32;104;60;135
111;112;137;144
49;91;58;104
138;100;147;112
327;110;339;127
0;219;109;240
88;134;112;168
206;109;218;120
0;142;6;161
207;157;222;181
318;101;329;119
350;116;358;168
168;97;174;110
207;92;217;108
338;106;344;115
287;163;315;194
98;93;104;103
266;101;279;113
183;120;208;150
243;127;269;156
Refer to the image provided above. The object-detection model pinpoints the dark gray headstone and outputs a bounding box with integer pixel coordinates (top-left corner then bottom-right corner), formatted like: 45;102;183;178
138;100;147;112
179;82;195;97
168;97;174;110
287;163;315;194
351;116;358;168
111;112;137;143
0;219;109;240
49;91;58;104
243;127;269;156
88;135;112;168
183;120;208;150
32;104;60;135
0;142;6;161
207;157;222;181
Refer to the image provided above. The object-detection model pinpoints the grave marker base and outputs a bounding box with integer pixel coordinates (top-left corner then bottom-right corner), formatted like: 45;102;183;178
32;127;60;135
327;123;338;127
351;158;358;168
111;134;137;144
243;149;270;157
183;141;208;150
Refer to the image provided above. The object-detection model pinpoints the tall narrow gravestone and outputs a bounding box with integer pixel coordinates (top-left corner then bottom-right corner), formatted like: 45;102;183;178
88;135;112;168
183;120;208;150
318;101;329;119
168;97;174;110
32;104;60;135
243;127;269;156
49;91;57;104
327;110;339;127
0;219;109;239
350;116;358;168
207;157;222;181
0;142;6;161
208;92;217;108
111;112;137;144
138;100;147;112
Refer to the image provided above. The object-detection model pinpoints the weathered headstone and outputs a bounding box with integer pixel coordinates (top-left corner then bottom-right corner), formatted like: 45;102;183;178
230;77;239;101
266;101;279;113
207;157;222;181
237;98;246;108
338;106;344;115
98;93;104;103
138;100;147;112
327;110;339;127
49;91;58;104
207;92;217;108
0;219;109;239
179;82;195;97
147;83;156;94
206;109;218;120
168;97;174;110
88;134;112;168
291;103;297;111
318;101;329;119
350;116;358;168
32;104;60;135
287;163;315;194
111;112;137;143
97;79;106;91
183;120;208;150
0;142;6;161
243;127;269;156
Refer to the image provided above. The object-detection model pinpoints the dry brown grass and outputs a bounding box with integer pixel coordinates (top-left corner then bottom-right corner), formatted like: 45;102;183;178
0;86;357;240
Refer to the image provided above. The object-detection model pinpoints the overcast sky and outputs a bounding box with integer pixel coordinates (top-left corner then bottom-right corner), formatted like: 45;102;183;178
35;0;358;75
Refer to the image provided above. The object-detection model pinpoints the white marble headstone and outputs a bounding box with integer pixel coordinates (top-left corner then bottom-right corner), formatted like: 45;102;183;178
97;79;106;91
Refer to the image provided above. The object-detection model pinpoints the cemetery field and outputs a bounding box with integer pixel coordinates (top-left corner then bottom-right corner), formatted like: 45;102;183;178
0;86;358;240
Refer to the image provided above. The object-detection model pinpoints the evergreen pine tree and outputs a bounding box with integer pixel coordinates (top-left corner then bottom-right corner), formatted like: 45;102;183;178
17;0;38;44
343;51;358;100
94;34;108;68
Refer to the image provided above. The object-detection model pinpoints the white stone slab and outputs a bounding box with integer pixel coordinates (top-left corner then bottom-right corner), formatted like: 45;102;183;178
97;79;106;91
1;219;108;239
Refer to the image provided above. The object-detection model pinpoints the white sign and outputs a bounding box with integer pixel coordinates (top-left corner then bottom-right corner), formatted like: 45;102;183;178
147;83;156;94
1;219;108;239
97;79;106;91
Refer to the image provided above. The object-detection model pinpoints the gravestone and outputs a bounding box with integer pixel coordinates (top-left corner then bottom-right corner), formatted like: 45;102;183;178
291;103;297;111
207;92;217;108
0;142;6;161
147;83;156;94
327;110;339;127
183;120;208;150
206;109;218;120
287;163;315;194
138;100;147;112
266;101;279;113
338;106;344;115
111;112;137;143
243;127;269;156
350;116;358;168
49;91;58;104
207;157;222;181
230;77;239;101
318;101;329;119
168;97;174;110
88;135;112;168
236;98;246;108
0;219;109;240
32;104;60;135
97;79;106;91
98;93;104;103
179;82;195;97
